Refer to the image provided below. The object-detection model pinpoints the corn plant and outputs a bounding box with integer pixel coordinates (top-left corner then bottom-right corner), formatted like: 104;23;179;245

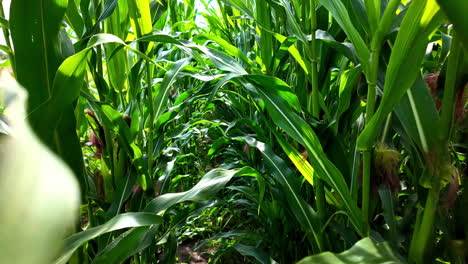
0;0;466;263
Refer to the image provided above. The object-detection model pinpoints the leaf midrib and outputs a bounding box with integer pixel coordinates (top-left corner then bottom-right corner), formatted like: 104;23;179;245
40;0;51;95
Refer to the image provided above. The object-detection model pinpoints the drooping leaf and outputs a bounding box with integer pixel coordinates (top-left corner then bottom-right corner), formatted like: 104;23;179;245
233;244;279;264
67;168;245;263
297;237;402;264
152;58;191;124
55;213;163;264
240;75;364;235
144;168;240;213
236;136;323;252
195;34;256;69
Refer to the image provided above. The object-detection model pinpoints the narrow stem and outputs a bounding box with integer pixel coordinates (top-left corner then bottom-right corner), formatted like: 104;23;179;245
361;45;380;234
315;176;326;221
409;185;440;263
364;0;380;35
307;0;325;228
119;87;126;109
440;34;462;141
146;63;154;180
350;144;361;201
360;0;400;233
365;48;380;123
362;150;372;234
408;34;463;264
309;0;320;118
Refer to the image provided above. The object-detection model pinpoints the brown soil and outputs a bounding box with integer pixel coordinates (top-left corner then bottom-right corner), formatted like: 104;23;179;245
177;241;215;264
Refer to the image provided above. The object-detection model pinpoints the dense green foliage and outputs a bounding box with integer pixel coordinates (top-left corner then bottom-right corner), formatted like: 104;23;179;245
0;0;467;263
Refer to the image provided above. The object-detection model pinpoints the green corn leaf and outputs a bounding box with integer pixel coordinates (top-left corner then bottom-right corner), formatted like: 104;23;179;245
39;34;150;128
105;3;129;94
220;0;255;20
241;75;364;235
101;105;143;160
9;0;84;184
272;34;308;74
144;168;239;213
79;0;93;30
159;232;178;264
272;33;309;75
10;0;67;107
83;98;146;189
334;65;362;128
394;77;440;153
135;33;183;45
91;226;151;264
65;0;85;37
152;58;191;124
276;0;310;48
342;0;371;37
274;130;315;186
128;0;152;37
74;168;243;263
364;0;381;33
50;33;165;118
92;200;218;264
244;75;301;111
195;34;256;69
233;244;279;264
436;0;468;51
194;231;248;251
318;0;370;74
80;0;119;40
0;16;8;29
54;213;163;264
316;30;359;64
237;136;323;252
357;0;444;150
106;172;136;218
297;237;401;264
378;186;399;250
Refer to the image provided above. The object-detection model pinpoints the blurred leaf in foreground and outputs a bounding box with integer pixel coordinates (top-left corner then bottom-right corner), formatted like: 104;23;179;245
0;71;80;264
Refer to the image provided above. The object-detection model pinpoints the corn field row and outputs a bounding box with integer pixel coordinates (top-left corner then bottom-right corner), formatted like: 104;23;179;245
0;0;467;263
